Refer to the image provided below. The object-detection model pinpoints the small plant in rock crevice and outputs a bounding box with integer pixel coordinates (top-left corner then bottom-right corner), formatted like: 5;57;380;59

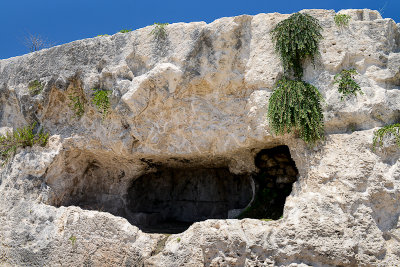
28;80;44;96
119;29;132;33
68;87;85;119
372;123;400;150
92;89;112;120
69;235;77;246
0;122;49;166
334;14;352;28
270;12;323;80
150;23;169;39
261;218;273;222
334;68;363;100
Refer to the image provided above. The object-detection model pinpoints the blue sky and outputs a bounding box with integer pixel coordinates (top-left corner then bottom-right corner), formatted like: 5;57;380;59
0;0;398;59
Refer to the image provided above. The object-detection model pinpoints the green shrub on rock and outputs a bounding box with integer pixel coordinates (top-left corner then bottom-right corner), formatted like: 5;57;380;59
28;80;44;96
267;78;324;144
92;89;112;120
334;68;363;100
334;14;351;28
68;91;85;119
268;12;325;144
0;123;49;166
373;123;400;150
150;23;169;39
333;69;364;100
119;29;132;33
271;12;323;80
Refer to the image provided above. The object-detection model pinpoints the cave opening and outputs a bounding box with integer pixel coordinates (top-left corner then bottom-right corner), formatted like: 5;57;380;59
126;145;298;233
127;168;254;233
50;145;298;234
239;145;299;220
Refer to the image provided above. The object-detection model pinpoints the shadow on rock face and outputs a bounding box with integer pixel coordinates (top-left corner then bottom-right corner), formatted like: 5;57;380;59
127;167;253;233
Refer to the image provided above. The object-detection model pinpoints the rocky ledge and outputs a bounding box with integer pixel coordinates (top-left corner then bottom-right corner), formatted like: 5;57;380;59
1;9;400;266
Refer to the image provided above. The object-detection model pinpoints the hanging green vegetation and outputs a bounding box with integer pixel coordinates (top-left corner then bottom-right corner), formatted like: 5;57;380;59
334;14;352;28
271;12;323;79
92;89;112;120
28;80;44;96
267;78;324;144
372;123;400;150
150;23;169;39
268;12;325;144
68;88;85;119
0;122;49;166
334;68;363;100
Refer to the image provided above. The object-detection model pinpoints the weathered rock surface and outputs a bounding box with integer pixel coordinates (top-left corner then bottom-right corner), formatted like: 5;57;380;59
0;8;400;266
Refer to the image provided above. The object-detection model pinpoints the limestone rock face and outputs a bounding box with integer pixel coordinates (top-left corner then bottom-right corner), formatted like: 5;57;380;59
1;8;400;266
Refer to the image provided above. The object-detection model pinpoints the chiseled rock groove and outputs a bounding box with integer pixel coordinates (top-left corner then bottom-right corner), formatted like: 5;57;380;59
0;8;399;266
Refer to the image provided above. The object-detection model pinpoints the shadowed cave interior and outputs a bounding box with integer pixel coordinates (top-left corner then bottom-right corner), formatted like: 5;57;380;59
54;145;298;234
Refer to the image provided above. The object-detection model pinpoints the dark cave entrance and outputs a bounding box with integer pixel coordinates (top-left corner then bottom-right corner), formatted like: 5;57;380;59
51;146;298;234
127;168;254;233
126;145;298;233
239;145;299;220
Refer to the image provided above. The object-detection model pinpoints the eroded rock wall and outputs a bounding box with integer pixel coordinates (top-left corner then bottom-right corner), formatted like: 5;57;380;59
0;8;400;266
